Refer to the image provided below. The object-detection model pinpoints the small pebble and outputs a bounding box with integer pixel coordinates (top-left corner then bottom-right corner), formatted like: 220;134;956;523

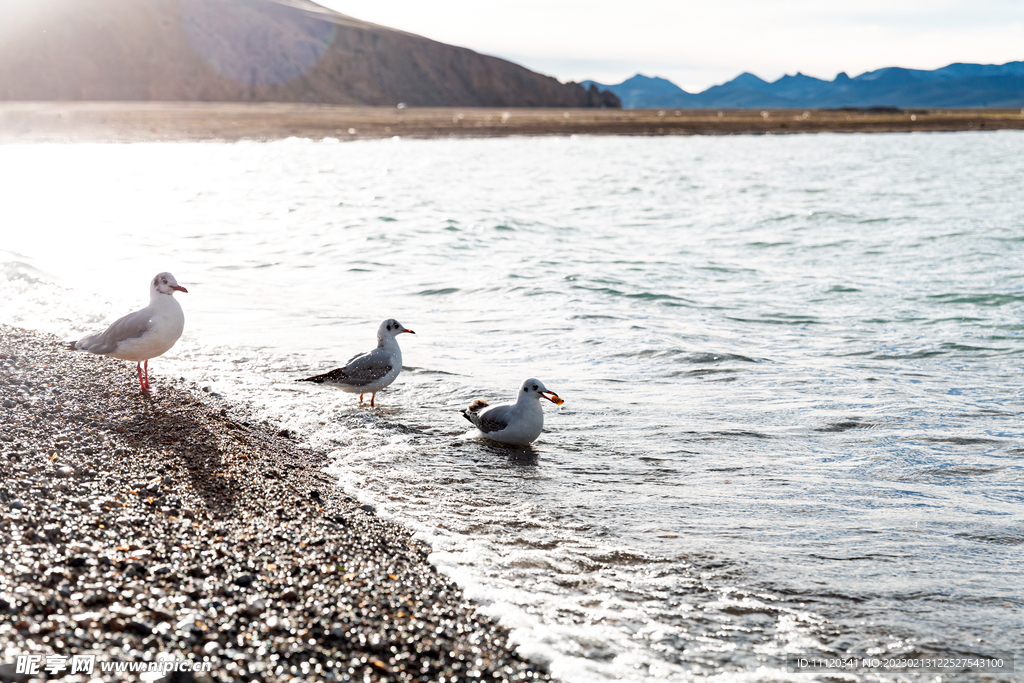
245;599;266;616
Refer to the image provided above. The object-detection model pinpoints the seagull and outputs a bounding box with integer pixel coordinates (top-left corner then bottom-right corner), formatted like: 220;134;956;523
297;318;415;407
71;272;187;394
461;378;564;446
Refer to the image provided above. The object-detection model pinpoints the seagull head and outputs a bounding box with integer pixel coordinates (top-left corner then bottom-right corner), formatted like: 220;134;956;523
152;272;188;296
520;378;564;405
378;318;415;340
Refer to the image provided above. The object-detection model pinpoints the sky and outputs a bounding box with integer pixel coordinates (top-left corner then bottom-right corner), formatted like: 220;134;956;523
317;1;1024;92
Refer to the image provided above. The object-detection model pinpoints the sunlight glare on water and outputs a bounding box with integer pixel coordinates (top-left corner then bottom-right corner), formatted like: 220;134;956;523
2;132;1023;681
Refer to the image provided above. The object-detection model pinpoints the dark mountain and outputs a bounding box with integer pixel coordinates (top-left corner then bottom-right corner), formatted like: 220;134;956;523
0;0;619;107
588;62;1024;109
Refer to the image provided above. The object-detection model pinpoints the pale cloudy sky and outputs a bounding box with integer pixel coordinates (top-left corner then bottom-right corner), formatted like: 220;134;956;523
317;1;1024;92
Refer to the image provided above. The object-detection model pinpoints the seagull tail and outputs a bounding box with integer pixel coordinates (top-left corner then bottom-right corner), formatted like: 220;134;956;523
461;399;489;423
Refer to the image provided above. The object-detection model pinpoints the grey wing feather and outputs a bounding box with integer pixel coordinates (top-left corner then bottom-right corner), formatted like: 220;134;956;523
301;349;391;386
473;404;512;433
339;352;393;386
74;308;153;355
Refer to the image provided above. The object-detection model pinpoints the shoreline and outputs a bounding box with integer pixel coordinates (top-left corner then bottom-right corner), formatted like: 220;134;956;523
0;325;549;682
1;102;1023;142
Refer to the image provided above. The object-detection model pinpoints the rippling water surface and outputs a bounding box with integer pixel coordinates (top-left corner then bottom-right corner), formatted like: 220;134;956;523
2;132;1023;681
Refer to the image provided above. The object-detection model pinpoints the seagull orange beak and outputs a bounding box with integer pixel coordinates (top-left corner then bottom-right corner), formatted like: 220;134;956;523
403;328;415;334
541;391;564;406
173;285;188;293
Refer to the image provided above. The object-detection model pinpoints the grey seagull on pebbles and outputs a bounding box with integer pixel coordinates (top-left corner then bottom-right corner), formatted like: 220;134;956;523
461;378;564;446
297;318;415;407
70;272;188;394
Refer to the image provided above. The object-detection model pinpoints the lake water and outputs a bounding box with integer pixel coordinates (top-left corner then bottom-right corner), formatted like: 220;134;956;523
2;132;1022;682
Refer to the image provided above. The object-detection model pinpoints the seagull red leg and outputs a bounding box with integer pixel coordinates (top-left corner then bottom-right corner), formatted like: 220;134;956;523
370;393;375;407
136;362;145;391
359;393;364;403
144;359;150;391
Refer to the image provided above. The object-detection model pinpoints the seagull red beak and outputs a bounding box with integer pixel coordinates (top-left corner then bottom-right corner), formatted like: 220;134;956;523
541;391;564;406
173;285;188;293
403;328;415;334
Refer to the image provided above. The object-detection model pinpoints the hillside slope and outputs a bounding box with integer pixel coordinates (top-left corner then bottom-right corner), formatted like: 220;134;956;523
0;0;619;107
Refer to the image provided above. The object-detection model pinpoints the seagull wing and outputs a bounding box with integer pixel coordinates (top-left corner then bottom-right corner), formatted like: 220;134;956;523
74;307;154;355
472;403;513;433
300;348;392;386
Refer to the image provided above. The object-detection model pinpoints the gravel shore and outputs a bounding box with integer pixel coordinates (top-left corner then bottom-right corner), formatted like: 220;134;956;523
0;325;549;683
1;102;1022;143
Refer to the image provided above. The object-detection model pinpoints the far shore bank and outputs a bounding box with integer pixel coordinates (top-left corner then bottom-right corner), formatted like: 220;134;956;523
2;102;1023;142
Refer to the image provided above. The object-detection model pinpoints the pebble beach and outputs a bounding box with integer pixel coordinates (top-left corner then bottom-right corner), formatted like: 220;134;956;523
0;324;549;682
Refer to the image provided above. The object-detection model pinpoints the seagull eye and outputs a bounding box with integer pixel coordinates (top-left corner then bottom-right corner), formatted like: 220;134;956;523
161;279;167;284
532;385;538;390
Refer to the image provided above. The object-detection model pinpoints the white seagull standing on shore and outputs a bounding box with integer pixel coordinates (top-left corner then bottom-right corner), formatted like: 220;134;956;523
461;378;564;446
297;318;415;407
71;272;188;394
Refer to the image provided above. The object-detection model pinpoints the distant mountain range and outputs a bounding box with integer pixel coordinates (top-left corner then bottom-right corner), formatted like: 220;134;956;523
0;0;619;108
584;62;1024;109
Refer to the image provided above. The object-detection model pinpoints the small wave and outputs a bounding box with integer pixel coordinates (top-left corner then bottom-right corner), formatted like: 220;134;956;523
954;531;1024;545
612;349;758;364
919;437;1003;446
857;216;917;224
808;554;899;562
815;419;878;432
938;342;1010;353
923;316;988;325
403;366;462;377
927;292;1024;306
870;349;946;360
806;211;860;222
908;465;1003;478
676;368;741;378
956;409;1017;418
761;213;799;223
696;265;757;274
726;315;821;326
585;549;667;567
416;287;459;296
568;285;692;304
709;430;772;439
2;261;51;285
683;352;759;364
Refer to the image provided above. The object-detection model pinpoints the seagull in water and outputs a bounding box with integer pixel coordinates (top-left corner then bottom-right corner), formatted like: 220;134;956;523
297;318;415;407
461;378;564;446
71;272;188;394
